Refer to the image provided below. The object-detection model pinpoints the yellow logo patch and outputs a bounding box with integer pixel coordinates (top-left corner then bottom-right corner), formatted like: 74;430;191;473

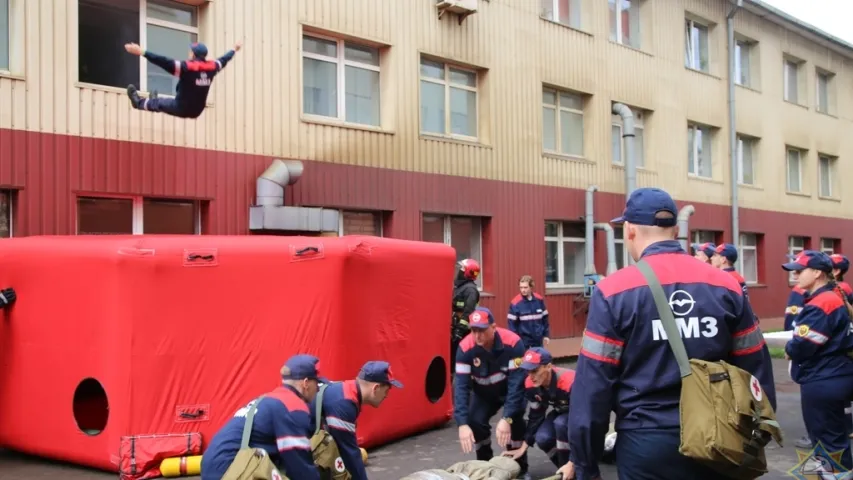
514;357;523;367
789;306;799;314
797;325;810;337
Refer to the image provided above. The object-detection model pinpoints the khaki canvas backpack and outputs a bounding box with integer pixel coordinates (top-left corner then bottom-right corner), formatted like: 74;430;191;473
636;259;784;480
310;383;352;480
221;396;289;480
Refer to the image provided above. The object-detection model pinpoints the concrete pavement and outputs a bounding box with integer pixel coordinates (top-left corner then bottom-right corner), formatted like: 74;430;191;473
0;358;841;479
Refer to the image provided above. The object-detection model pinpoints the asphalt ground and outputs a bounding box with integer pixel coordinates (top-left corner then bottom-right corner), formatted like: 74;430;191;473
0;358;841;479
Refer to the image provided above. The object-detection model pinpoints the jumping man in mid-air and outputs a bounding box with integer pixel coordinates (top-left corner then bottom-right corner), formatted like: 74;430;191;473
123;40;242;119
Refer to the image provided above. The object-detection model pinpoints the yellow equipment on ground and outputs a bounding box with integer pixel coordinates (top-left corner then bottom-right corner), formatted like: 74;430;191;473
160;455;203;477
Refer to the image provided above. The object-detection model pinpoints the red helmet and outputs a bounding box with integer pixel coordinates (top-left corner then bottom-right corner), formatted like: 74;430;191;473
458;258;481;280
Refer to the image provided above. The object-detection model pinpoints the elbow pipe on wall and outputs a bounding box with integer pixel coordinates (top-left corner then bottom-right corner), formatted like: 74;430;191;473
677;205;696;252
595;223;618;276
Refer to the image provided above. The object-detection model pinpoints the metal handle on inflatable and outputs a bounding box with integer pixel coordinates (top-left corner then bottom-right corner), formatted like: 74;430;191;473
295;246;320;256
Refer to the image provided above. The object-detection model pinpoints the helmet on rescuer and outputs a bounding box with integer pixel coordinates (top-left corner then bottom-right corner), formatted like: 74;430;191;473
457;258;481;281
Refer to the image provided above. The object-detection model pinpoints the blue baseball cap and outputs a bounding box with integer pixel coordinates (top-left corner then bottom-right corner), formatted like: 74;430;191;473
830;254;850;274
691;242;716;257
610;188;678;227
280;354;329;384
520;347;553;371
468;307;495;329
358;361;403;388
190;42;208;58
781;250;833;273
713;243;738;263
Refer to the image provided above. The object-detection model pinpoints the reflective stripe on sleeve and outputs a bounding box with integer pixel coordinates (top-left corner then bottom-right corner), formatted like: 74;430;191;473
327;416;356;433
456;363;471;374
276;436;311;451
507;359;520;370
472;372;507;385
507;313;518;320
579;330;623;366
173;60;181;76
797;327;830;345
731;325;766;356
528;401;540;409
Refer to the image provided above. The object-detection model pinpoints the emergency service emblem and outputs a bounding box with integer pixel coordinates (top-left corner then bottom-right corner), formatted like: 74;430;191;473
749;375;763;402
473;357;481;367
524;353;534;361
797;324;810;338
514;357;523;367
334;456;346;473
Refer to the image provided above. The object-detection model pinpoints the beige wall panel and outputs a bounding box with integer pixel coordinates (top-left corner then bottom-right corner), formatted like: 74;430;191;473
3;0;853;217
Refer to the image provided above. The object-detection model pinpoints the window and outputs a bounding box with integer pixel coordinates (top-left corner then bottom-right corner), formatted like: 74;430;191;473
422;214;483;286
786;147;803;193
818;154;836;198
302;34;381;127
78;0;199;94
738;233;758;284
340;210;383;236
544;221;585;287
613;226;630;270
684;18;709;73
0;0;8;71
734;39;751;87
691;230;718;245
783;59;799;103
612;109;645;167
820;238;836;255
543;88;584;156
736;134;755;185
816;71;831;113
541;0;580;28
0;189;11;238
609;0;640;48
420;57;478;138
788;236;807;282
76;196;201;235
687;123;712;178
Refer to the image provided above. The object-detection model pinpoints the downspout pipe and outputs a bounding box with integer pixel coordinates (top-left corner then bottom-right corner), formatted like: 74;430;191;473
255;159;305;206
612;103;636;199
585;185;599;275
677;205;696;252
594;223;618;275
728;0;743;245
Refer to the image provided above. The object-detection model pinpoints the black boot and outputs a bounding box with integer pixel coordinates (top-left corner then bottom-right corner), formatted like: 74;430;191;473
126;84;142;108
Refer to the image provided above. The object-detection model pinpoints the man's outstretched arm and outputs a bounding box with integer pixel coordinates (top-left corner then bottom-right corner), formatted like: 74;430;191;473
124;42;181;76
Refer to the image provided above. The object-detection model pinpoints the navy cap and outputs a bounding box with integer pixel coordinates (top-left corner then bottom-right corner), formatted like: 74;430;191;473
611;188;678;227
358;361;403;388
691;242;716;258
468;307;495;329
781;250;833;273
280;354;329;384
190;42;208;58
713;243;738;263
830;254;850;274
520;347;553;371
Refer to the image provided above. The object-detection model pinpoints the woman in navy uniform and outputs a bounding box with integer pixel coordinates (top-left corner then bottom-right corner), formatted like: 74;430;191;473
783;250;853;469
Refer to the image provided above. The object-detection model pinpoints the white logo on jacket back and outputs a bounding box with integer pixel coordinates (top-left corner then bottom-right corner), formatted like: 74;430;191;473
652;290;719;340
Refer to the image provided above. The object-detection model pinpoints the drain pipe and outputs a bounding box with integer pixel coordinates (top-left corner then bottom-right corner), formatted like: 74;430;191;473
595;223;618;275
677;205;696;252
612;103;636;199
585;185;599;275
256;159;305;206
727;0;743;245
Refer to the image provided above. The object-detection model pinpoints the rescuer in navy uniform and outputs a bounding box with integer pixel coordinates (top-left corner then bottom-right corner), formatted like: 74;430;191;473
123;40;242;118
830;253;853;304
507;275;550;349
451;259;481;380
690;242;715;264
559;187;776;480
783;250;853;470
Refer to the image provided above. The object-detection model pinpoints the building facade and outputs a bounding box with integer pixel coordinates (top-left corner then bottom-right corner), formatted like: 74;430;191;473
1;0;853;337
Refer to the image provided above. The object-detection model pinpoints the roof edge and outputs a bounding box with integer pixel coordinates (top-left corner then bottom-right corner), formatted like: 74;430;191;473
743;0;853;60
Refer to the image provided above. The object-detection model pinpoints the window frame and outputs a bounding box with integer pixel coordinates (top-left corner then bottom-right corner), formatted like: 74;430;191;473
612;110;645;167
687;122;712;178
75;194;202;235
691;230;718;245
613;226;630;270
783;59;799;103
816;70;830;113
609;0;640;48
422;214;484;289
820;238;835;255
419;57;479;140
786;147;803;193
788;236;806;283
684;18;710;73
541;0;579;28
545;221;586;288
301;32;382;126
0;189;12;238
738;233;758;285
138;0;200;95
734;39;750;87
542;87;585;157
818;153;835;198
736;134;755;185
338;210;384;237
0;0;9;72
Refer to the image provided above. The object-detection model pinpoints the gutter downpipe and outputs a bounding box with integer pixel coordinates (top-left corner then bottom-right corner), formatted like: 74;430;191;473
728;0;744;245
585;186;599;275
595;223;618;275
612;103;636;199
677;205;696;252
